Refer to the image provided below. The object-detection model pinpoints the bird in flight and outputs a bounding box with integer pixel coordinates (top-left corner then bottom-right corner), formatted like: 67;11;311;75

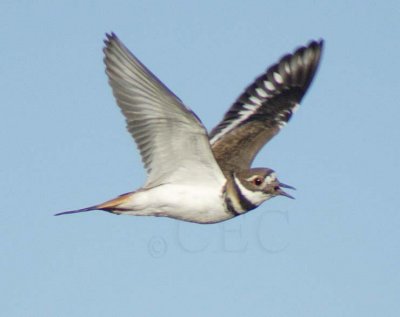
56;33;323;223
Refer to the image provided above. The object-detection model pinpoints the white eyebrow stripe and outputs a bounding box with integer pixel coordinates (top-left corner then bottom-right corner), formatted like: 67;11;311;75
245;175;258;182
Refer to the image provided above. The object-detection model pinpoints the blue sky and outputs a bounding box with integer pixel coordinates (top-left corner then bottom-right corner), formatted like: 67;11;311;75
1;1;400;316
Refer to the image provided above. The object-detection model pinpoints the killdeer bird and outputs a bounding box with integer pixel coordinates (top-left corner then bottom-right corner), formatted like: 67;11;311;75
56;33;323;224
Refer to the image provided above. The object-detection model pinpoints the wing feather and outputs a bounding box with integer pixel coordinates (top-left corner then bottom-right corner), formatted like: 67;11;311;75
104;33;225;187
210;40;323;171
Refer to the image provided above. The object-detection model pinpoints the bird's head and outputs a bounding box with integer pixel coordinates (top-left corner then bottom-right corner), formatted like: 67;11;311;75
234;168;295;207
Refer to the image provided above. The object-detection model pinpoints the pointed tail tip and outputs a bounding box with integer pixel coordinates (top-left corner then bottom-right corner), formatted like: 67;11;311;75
54;206;97;216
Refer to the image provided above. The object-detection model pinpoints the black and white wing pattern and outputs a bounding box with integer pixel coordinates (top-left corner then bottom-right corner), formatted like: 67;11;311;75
104;33;226;188
210;40;323;171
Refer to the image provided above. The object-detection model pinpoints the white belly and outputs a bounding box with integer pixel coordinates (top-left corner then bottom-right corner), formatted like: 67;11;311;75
118;183;231;224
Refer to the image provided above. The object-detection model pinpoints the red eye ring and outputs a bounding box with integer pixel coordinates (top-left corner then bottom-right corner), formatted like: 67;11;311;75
253;178;263;186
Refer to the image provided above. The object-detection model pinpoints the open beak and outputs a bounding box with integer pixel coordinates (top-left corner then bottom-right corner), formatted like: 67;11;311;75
277;182;296;199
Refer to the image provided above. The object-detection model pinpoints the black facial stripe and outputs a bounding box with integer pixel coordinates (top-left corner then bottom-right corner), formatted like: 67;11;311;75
232;174;258;212
225;196;240;217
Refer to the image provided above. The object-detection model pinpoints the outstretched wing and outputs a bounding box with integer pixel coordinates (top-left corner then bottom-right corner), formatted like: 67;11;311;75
104;33;225;188
210;40;323;171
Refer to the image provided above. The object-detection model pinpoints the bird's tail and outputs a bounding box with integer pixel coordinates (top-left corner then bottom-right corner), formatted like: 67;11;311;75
54;205;98;216
54;191;134;216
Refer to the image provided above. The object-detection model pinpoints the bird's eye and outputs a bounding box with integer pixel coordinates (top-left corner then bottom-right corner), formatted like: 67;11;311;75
253;178;263;186
274;186;280;191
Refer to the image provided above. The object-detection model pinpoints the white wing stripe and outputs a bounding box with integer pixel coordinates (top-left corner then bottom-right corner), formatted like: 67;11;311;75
273;72;283;84
264;80;275;91
209;104;262;144
256;88;269;98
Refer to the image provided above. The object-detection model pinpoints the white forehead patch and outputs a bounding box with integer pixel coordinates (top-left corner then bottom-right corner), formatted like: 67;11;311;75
265;173;277;184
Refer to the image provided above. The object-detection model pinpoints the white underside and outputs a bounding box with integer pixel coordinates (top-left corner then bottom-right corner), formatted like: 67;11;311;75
116;182;232;224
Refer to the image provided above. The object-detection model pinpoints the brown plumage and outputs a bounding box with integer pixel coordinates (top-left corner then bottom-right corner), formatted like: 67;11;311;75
210;40;323;172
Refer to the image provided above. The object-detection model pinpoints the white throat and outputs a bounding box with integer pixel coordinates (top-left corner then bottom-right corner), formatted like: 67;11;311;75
233;175;272;206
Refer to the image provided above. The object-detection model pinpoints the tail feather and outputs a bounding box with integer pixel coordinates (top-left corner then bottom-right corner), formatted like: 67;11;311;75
54;206;98;216
55;192;134;216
